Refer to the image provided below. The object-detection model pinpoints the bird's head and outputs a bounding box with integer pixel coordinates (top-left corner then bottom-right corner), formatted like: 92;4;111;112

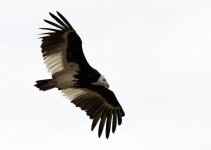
92;74;110;88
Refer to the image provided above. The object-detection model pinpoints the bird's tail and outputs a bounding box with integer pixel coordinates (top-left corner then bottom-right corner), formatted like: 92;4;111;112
34;79;56;91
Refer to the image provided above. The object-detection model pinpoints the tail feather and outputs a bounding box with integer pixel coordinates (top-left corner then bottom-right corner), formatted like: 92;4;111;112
34;79;56;91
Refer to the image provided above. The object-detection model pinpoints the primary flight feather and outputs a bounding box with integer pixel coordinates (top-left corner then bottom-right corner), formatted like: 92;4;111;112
35;11;125;138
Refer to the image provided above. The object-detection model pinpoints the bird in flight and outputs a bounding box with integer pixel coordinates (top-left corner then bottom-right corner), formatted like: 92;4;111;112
35;12;125;138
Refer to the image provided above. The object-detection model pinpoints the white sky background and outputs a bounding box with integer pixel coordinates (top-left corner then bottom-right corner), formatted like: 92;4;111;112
0;0;211;149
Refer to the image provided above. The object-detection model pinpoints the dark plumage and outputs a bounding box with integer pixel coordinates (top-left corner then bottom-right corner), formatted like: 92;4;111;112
35;11;125;138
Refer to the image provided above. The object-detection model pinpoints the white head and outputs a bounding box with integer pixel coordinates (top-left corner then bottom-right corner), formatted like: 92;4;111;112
92;75;110;88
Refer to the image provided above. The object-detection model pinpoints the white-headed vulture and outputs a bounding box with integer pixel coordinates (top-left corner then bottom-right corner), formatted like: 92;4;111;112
35;12;125;138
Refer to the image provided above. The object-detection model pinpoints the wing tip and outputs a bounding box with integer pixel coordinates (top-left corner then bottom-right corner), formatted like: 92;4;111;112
43;19;49;23
56;11;61;15
49;12;54;18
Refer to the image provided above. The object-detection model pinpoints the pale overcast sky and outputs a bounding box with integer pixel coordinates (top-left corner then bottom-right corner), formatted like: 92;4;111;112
0;0;211;150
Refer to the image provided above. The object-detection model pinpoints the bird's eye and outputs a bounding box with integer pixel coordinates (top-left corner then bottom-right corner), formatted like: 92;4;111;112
103;79;106;81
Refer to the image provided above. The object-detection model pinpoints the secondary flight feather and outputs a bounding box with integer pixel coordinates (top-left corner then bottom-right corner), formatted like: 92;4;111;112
34;11;125;138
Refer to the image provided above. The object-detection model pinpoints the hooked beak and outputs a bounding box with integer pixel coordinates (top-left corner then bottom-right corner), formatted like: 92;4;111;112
105;83;110;88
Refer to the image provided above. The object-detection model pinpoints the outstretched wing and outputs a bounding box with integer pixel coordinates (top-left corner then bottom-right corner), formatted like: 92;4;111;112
62;86;125;138
40;11;90;75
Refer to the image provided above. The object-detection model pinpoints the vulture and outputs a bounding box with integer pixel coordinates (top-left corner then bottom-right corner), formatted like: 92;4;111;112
35;12;125;138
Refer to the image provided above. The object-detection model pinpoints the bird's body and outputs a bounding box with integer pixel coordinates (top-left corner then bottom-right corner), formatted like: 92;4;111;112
35;12;124;138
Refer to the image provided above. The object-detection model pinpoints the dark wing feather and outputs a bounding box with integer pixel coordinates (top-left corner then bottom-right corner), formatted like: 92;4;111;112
62;86;125;139
49;12;69;30
98;108;108;137
112;110;117;133
44;19;64;30
56;11;73;29
39;27;61;32
106;109;112;138
91;107;105;131
40;12;90;75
